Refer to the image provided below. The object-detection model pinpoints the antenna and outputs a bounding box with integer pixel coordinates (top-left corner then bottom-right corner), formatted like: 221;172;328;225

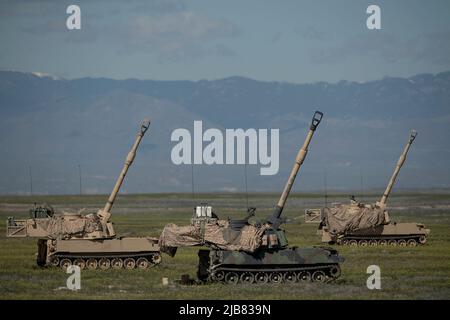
29;166;33;196
360;166;364;202
191;163;195;200
324;167;328;207
78;164;82;195
244;163;249;210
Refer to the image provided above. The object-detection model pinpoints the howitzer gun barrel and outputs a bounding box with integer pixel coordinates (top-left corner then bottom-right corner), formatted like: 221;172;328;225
378;130;417;207
267;111;323;226
103;119;150;213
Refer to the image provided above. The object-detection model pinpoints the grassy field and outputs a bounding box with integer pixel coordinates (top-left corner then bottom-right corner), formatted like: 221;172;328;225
0;192;449;300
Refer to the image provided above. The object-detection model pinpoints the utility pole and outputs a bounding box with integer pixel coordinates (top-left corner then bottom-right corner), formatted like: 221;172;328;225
244;163;249;210
29;166;33;196
360;166;364;201
191;163;195;200
78;164;82;195
324;167;328;207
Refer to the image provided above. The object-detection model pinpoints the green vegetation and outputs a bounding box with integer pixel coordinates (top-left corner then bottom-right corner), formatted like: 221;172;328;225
0;193;449;299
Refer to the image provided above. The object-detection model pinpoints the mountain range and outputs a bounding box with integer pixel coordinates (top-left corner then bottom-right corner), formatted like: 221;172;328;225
0;70;449;195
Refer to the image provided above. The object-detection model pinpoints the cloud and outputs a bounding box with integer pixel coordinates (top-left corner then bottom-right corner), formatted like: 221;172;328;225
129;0;187;15
407;31;450;65
312;31;450;66
117;11;239;61
270;32;283;43
16;1;240;62
0;0;61;18
294;26;329;41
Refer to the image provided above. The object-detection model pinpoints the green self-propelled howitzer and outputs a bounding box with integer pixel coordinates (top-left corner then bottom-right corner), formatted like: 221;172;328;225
160;111;344;284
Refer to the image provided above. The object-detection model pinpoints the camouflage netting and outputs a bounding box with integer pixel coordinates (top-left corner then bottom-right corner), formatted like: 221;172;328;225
36;214;100;239
159;220;270;256
323;203;386;236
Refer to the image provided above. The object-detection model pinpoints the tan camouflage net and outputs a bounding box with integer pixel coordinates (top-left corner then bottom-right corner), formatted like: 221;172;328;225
323;203;386;236
159;219;270;256
36;214;100;239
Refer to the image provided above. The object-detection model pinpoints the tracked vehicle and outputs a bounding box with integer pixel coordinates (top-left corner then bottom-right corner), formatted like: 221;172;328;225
7;120;161;270
318;130;430;246
160;111;344;284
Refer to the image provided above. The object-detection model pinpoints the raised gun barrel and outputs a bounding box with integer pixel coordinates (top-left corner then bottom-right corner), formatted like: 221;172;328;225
267;111;323;227
96;119;150;231
377;130;417;208
103;119;150;213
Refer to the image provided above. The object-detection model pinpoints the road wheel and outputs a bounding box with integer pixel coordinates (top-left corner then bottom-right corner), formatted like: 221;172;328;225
283;272;297;283
86;258;98;270
50;257;60;267
111;258;123;269
124;258;136;270
349;240;358;246
240;272;255;284
341;239;349;245
136;258;149;269
388;239;398;246
297;271;311;282
419;236;427;244
407;239;417;247
269;272;283;284
255;272;268;284
212;270;225;282
73;258;86;270
151;253;162;265
378;239;388;246
312;270;326;283
358;240;368;246
329;265;341;279
98;258;111;270
398;239;407;246
369;239;378;246
225;272;239;284
60;258;72;270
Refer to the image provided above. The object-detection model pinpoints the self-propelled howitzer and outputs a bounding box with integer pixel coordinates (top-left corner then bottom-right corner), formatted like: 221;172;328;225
318;130;430;246
159;111;344;284
7;120;161;270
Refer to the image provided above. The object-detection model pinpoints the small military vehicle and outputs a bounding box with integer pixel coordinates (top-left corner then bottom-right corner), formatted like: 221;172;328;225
160;111;345;284
6;120;161;269
318;130;430;246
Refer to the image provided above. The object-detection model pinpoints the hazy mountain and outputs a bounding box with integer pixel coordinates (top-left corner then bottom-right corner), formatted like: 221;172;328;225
0;70;449;195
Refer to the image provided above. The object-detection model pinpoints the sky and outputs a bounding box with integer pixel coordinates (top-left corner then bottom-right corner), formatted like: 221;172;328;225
0;0;450;83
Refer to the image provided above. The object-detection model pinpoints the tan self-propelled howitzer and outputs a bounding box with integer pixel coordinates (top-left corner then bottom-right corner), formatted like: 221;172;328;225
6;120;161;270
318;130;430;246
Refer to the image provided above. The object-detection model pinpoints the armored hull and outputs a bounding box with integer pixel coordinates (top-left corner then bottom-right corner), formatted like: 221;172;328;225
332;222;430;246
38;237;161;270
197;246;344;284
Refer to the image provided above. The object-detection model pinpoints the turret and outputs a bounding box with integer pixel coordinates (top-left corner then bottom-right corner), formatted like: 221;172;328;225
267;111;323;228
376;130;417;209
96;119;151;236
